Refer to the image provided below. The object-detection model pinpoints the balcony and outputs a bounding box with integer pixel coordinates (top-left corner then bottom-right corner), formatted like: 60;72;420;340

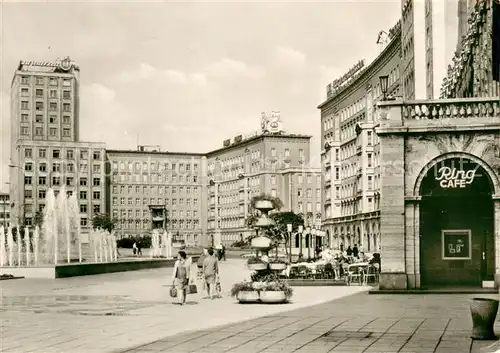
377;97;500;133
324;160;331;169
356;167;362;177
356;145;362;155
324;179;331;187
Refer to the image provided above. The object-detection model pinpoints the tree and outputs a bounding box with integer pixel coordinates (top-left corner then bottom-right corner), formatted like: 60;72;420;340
92;213;118;232
33;211;44;228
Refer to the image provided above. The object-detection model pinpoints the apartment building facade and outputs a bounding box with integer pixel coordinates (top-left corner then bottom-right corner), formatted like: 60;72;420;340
0;193;10;227
105;149;208;245
205;127;321;246
9;58;106;228
318;22;402;253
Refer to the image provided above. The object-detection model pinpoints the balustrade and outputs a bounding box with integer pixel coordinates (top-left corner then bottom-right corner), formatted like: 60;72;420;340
401;98;499;120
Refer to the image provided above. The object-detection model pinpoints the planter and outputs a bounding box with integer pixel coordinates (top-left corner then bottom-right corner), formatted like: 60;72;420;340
254;200;274;212
251;236;272;249
248;262;268;271
236;291;260;303
269;263;287;271
469;298;499;340
259;290;287;303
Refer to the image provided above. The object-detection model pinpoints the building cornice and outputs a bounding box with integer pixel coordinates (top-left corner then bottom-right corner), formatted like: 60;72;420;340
317;24;401;110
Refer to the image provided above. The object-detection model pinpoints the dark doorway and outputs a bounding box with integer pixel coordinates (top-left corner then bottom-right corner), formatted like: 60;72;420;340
419;157;494;287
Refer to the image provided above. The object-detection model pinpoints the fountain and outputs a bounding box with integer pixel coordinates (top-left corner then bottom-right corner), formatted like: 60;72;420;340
0;187;184;279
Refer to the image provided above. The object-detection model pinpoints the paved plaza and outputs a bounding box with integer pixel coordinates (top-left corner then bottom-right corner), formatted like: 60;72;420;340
1;258;500;352
0;259;366;352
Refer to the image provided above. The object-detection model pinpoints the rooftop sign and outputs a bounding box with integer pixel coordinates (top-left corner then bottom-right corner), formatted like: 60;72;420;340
331;60;365;90
19;57;75;72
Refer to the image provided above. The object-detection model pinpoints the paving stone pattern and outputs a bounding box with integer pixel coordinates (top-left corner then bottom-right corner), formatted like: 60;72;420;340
124;293;500;353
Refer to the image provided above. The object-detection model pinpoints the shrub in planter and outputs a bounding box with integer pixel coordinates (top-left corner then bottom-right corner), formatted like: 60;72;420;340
247;256;265;264
269;257;288;270
230;281;256;297
247;256;268;271
264;280;293;299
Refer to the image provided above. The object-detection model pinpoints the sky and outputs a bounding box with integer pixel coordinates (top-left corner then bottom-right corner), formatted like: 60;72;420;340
0;0;401;193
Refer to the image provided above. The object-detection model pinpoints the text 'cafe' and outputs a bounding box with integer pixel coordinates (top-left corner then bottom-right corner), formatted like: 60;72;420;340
375;99;500;290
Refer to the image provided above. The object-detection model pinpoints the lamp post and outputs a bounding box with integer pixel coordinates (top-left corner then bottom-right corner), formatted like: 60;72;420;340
379;75;389;100
298;225;303;259
9;164;26;226
306;226;311;260
287;223;292;263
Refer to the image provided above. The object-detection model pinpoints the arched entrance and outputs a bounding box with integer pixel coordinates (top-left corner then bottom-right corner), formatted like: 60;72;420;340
419;156;495;287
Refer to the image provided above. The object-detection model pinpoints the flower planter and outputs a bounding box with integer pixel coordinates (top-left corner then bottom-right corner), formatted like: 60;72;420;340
254;200;274;212
251;236;272;249
259;290;287;303
248;263;268;271
269;263;287;271
236;291;260;303
470;298;499;340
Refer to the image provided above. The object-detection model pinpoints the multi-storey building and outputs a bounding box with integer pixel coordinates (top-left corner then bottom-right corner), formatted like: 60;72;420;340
9;58;106;229
0;193;10;227
318;22;402;253
105;149;207;245
401;0;459;99
206;117;321;246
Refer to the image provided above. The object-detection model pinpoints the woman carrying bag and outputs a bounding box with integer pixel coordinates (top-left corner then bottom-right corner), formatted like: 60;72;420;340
172;250;189;305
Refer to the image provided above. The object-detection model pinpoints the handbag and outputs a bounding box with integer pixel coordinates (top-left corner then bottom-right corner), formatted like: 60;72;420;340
169;286;177;298
216;281;222;294
187;283;198;294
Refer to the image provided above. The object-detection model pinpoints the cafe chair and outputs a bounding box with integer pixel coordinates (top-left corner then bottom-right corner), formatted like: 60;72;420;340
345;264;364;286
363;263;380;285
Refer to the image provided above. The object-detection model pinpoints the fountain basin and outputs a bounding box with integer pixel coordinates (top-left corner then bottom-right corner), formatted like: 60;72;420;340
0;256;198;279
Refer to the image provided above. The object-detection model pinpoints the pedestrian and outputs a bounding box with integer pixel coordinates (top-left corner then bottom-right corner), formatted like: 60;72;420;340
137;241;142;256
221;244;226;261
346;245;353;257
352;244;359;259
132;242;137;256
172;250;189;305
197;248;208;285
202;248;219;300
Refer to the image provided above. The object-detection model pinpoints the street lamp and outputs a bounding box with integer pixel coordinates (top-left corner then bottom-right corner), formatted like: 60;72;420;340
379;75;389;100
287;223;292;263
9;164;26;226
306;226;311;260
298;225;303;259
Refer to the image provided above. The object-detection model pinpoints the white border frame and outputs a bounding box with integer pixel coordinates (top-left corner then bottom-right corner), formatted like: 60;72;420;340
441;229;472;260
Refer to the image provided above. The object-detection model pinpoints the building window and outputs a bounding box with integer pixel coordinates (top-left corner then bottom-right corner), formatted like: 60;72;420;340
66;150;74;159
24;162;33;171
271;175;276;185
52;176;60;185
21;114;29;122
93;205;101;213
53;149;60;158
63;103;71;112
49;102;57;111
38;190;46;199
368;153;372;167
335;149;339;161
21;76;30;84
93;191;100;200
49;128;57;136
24;176;32;185
335;167;339;180
38;149;46;158
35;115;43;123
35;89;43;98
25;148;32;158
336;186;340;199
63;128;71;137
80;178;87;186
80;191;87;199
49;90;57;98
298;175;303;183
21;88;29;97
80;204;87;213
35;127;43;136
93;178;100;186
24;190;32;199
39;176;46;185
66;177;73;186
39;163;47;172
93;151;101;160
63;90;71;99
63;79;71;87
21;101;29;110
21;127;29;136
368;176;373;189
36;77;44;85
49;115;57;124
52;163;60;172
35;101;44;111
63;115;71;124
80;218;87;227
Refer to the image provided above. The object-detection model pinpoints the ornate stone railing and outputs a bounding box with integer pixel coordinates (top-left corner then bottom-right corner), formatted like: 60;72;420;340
401;98;500;120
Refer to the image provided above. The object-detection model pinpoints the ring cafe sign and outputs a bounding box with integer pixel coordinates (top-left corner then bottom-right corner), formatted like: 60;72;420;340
19;57;73;72
435;166;476;188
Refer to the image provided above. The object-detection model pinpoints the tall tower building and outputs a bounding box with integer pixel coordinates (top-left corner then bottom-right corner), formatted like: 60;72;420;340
9;58;106;229
401;0;459;99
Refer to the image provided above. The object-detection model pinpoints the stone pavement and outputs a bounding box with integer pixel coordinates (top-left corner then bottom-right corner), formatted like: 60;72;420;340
0;259;366;353
123;292;500;353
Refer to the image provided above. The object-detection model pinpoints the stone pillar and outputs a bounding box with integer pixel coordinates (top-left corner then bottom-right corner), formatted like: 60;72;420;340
378;133;407;290
493;199;500;289
405;199;421;289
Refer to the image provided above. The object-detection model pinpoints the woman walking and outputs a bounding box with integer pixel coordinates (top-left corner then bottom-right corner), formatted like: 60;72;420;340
172;250;189;305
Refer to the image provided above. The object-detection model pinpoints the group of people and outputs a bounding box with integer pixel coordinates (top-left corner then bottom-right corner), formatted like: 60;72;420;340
171;248;221;305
